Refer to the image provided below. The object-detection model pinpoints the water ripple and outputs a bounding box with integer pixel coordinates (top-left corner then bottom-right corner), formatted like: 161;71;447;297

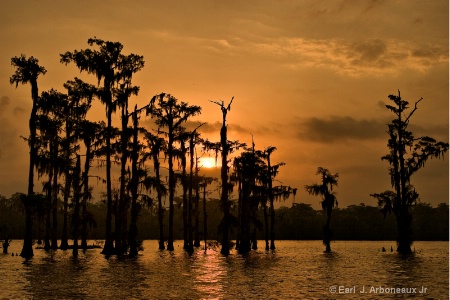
0;240;447;299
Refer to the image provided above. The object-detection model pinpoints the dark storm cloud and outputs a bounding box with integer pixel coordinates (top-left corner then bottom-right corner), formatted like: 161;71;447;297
410;123;449;141
350;39;388;64
411;45;448;60
297;116;386;143
297;115;449;144
182;120;283;144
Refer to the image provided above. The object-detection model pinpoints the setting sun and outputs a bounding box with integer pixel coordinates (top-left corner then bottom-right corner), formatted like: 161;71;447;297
200;157;217;169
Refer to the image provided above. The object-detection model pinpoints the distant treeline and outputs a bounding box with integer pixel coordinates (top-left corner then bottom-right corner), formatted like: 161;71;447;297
0;195;447;242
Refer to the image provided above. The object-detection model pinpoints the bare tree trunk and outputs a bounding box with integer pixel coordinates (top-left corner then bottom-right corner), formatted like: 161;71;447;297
203;185;208;252
193;185;200;247
44;175;52;251
220;109;230;256
60;121;71;250
81;159;91;251
251;208;258;250
155;158;165;250
396;98;412;254
21;81;39;259
324;208;332;253
267;152;276;250
81;138;92;251
396;207;412;253
128;107;139;258
263;202;269;250
269;199;276;250
235;180;242;251
116;106;129;255
167;128;175;251
238;185;251;254
102;108;115;255
50;135;58;250
186;136;195;253
60;172;70;250
51;162;58;250
181;143;188;250
72;156;81;257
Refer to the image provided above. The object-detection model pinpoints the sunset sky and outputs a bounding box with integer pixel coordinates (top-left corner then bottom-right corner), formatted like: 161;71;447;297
0;0;448;209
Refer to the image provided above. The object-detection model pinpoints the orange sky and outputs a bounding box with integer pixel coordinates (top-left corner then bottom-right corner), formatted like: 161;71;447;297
0;0;448;209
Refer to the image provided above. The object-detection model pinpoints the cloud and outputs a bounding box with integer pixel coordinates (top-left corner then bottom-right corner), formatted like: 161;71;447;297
296;115;449;144
350;39;388;65
409;123;449;141
241;37;448;77
190;121;221;134
190;120;250;135
296;116;386;143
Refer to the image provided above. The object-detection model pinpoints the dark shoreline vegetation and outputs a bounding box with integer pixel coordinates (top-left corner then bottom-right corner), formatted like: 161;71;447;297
4;37;449;257
1;196;448;243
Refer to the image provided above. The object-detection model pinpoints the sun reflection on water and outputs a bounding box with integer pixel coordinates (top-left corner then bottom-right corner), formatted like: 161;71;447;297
192;249;226;299
0;240;448;299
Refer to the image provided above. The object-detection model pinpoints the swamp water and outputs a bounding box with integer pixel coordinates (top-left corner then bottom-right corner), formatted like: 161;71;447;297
0;240;448;299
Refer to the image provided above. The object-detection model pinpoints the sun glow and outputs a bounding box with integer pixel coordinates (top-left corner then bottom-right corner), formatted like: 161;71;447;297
200;157;217;169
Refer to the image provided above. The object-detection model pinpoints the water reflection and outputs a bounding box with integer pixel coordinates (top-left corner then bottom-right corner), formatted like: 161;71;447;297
0;240;447;299
192;249;226;298
23;250;91;299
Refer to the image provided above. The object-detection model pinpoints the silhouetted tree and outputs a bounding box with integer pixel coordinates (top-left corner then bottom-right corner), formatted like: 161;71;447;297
198;176;216;251
127;105;141;257
209;97;236;256
232;143;265;254
192;142;206;248
128;104;158;257
143;130;167;250
187;126;203;252
262;146;294;250
305;167;339;253
173;125;204;253
146;93;201;251
371;91;448;254
61;38;144;255
10;54;47;258
72;155;82;257
36;89;66;250
114;54;144;255
60;78;95;250
79;120;104;250
174;129;190;250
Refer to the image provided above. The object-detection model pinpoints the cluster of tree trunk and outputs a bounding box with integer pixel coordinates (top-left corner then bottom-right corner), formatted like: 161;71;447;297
11;38;267;258
11;39;446;260
9;39;297;259
232;142;297;254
